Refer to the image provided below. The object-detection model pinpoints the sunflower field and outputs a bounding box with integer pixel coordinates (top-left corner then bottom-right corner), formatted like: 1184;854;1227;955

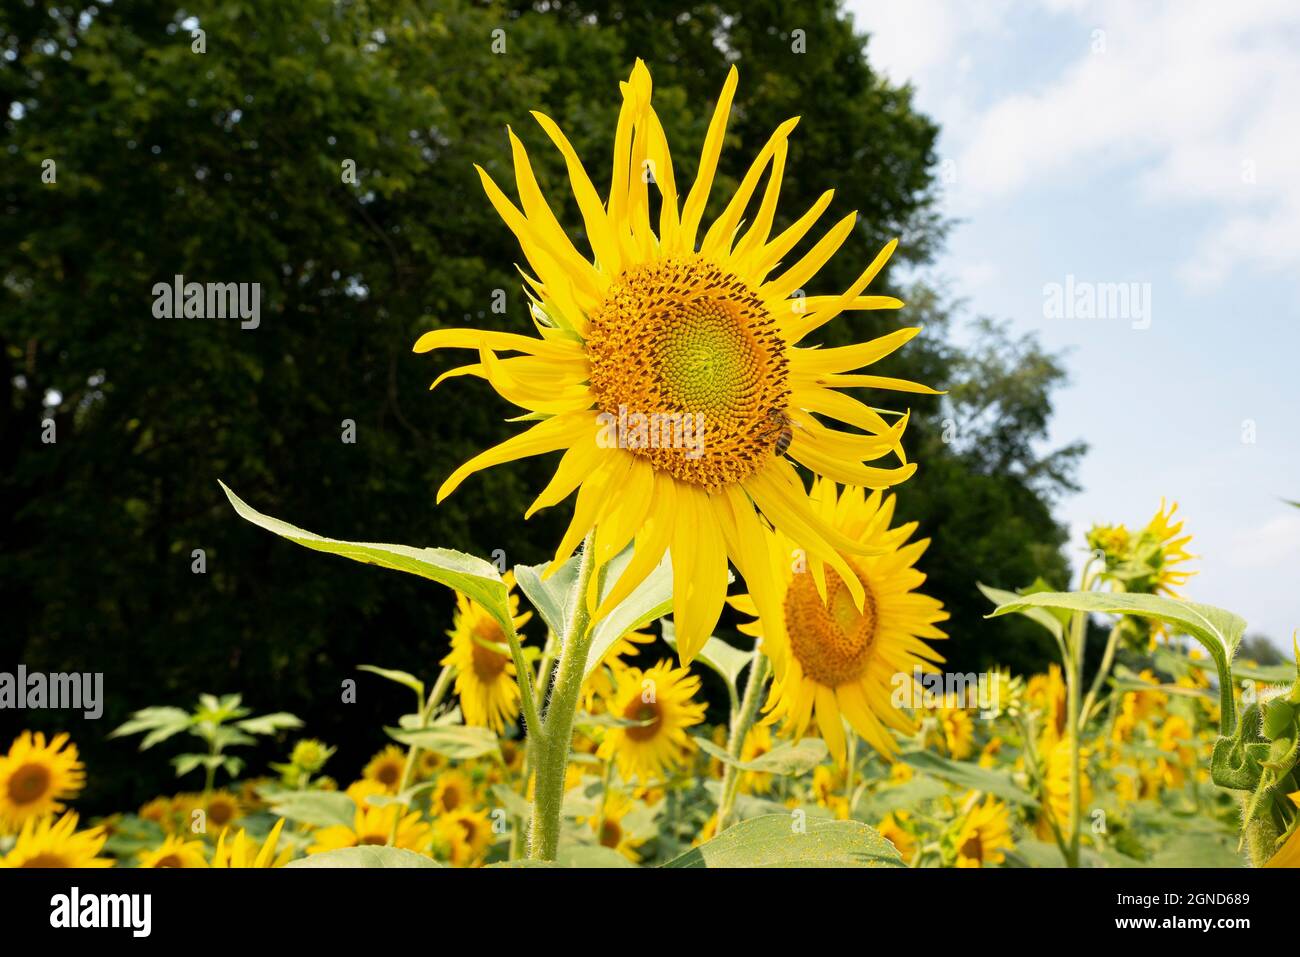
4;41;1297;874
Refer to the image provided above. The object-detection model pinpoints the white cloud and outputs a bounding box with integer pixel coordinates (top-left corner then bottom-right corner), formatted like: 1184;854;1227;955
1225;511;1300;570
849;0;1300;288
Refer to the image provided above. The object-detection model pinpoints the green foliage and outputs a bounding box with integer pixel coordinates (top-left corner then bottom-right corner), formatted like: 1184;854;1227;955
109;693;302;786
663;813;904;868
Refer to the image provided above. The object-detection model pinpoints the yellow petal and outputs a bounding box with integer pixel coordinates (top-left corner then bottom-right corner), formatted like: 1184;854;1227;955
679;65;739;252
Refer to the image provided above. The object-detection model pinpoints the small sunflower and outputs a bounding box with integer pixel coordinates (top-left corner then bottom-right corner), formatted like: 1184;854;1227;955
362;745;407;794
308;793;431;855
436;807;494;867
202;789;242;833
1026;665;1068;740
582;629;654;712
596;660;706;783
878;810;916;862
1136;500;1196;598
1040;735;1091;835
1156;714;1196;789
431;769;475;814
585;791;647;863
953;794;1014;868
137;834;208;868
0;731;85;827
739;723;775;795
935;702;975;760
0;812;112;868
211;818;292;868
415;60;936;666
734;480;948;763
442;572;533;734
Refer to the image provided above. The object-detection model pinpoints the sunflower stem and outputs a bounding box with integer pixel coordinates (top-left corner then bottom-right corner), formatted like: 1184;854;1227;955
1063;561;1098;867
1080;623;1124;731
529;533;599;860
716;648;771;832
387;665;453;845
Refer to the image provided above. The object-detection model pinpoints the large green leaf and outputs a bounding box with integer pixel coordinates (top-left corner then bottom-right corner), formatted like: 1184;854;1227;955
286;847;444;868
977;582;1067;654
695;737;828;776
385;724;501;761
357;665;425;699
663;814;903;868
900;750;1040;808
514;543;683;680
661;620;754;692
989;590;1246;733
513;558;579;639
267;790;357;829
220;481;513;632
555;845;636;868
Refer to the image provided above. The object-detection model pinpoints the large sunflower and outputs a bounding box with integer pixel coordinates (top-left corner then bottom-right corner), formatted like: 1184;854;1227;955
442;572;533;734
733;479;947;763
596;659;706;782
0;812;112;868
0;731;85;827
414;61;935;663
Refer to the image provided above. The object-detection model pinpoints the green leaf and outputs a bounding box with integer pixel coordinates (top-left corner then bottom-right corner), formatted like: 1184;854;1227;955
978;583;1066;644
286;847;444;868
663;814;904;868
267;790;357;829
109;706;192;740
385;724;501;761
220;481;514;633
988;590;1246;733
899;750;1040;808
516;542;688;680
555;845;636;867
138;720;195;751
513;558;578;639
694;737;828;776
661;620;753;691
171;753;207;778
490;783;532;821
356;665;425;699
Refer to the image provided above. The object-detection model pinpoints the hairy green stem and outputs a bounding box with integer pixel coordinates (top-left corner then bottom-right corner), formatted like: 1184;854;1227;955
1064;562;1098;867
528;533;598;860
716;650;771;832
1080;624;1123;730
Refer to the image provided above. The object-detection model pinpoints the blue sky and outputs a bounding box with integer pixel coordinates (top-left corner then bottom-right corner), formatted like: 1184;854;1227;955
846;0;1300;644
